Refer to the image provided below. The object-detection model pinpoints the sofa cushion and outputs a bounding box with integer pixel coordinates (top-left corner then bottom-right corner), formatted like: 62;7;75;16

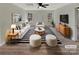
18;25;21;30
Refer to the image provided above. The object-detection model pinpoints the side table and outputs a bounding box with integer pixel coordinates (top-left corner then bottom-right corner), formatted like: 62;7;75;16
6;31;19;43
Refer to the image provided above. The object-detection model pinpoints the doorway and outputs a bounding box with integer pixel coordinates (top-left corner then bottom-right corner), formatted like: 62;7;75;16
29;10;53;26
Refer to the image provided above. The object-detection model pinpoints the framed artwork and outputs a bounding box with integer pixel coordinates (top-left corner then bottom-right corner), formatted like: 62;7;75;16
27;13;32;22
48;13;52;20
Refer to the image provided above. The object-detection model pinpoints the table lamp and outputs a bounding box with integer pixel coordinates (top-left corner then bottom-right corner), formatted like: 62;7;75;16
11;24;16;33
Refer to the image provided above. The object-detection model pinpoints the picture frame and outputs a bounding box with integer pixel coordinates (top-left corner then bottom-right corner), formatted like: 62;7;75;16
48;13;52;20
27;13;32;22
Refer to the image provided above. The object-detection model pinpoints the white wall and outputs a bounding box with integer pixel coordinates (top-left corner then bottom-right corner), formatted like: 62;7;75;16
77;10;79;28
53;3;79;41
0;3;26;45
26;10;54;26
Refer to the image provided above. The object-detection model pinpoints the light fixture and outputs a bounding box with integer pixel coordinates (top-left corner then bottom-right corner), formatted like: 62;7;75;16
11;24;16;33
38;6;42;8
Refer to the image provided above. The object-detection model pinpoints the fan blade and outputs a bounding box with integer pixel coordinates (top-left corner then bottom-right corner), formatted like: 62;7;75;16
42;5;46;8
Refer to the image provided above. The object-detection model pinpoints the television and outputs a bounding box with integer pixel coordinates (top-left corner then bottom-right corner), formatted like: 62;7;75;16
60;14;69;24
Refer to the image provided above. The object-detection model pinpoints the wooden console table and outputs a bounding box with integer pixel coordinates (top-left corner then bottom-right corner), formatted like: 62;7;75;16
6;31;19;42
56;23;71;38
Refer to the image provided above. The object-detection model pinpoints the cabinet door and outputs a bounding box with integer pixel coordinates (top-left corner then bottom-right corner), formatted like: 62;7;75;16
65;27;70;37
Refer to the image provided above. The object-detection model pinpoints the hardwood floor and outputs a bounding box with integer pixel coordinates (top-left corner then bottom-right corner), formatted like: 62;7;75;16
0;42;79;55
0;27;79;55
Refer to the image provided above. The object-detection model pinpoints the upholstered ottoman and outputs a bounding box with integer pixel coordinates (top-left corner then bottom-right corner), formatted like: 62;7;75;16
46;34;57;47
29;34;41;47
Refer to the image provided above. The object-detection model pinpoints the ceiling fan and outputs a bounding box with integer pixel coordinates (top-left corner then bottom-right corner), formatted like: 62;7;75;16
38;3;49;8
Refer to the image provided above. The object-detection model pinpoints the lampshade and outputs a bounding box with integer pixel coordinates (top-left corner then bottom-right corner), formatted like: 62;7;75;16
11;24;16;29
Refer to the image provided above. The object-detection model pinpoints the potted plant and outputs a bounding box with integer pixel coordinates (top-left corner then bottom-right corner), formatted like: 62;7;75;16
51;19;55;27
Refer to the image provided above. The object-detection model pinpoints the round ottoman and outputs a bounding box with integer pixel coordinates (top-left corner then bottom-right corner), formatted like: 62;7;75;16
29;34;41;47
46;34;57;47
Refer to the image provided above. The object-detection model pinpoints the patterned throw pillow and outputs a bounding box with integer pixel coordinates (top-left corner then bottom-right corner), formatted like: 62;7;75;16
18;25;21;30
16;26;19;30
22;23;26;27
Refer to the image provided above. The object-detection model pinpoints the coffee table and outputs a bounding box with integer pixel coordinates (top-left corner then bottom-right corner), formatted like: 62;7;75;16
34;27;45;36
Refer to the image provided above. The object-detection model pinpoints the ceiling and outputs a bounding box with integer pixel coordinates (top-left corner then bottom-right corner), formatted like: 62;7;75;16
13;3;70;10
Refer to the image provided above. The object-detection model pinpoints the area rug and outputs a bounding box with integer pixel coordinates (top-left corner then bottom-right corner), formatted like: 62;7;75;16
22;26;55;40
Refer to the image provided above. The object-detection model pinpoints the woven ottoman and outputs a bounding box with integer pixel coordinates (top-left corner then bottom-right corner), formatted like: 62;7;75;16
46;34;57;47
29;34;41;47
